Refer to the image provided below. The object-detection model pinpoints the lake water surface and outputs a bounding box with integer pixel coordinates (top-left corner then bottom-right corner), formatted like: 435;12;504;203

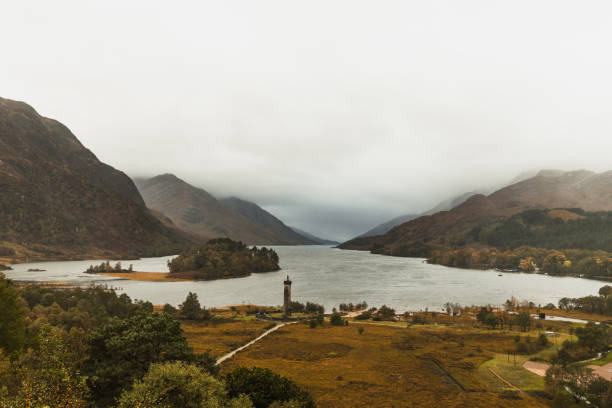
4;246;605;312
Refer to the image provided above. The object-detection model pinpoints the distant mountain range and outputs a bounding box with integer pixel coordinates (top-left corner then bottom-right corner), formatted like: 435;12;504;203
354;169;566;240
358;190;484;238
134;174;330;245
339;169;612;256
289;227;339;245
0;97;195;261
219;197;313;245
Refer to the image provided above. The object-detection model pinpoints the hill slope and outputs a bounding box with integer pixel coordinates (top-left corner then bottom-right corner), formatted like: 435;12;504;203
135;175;313;245
220;197;313;245
339;170;612;256
0;97;194;261
289;227;339;245
357;191;483;238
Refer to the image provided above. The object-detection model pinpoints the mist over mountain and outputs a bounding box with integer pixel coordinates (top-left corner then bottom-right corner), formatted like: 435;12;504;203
340;169;612;255
289;227;339;246
134;175;314;245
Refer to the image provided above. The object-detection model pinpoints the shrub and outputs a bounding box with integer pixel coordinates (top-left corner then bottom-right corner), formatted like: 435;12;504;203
412;315;426;325
0;275;25;354
330;312;343;326
84;313;195;404
225;367;315;408
354;311;372;320
316;314;324;325
163;303;177;315
117;361;252;408
376;305;396;321
537;333;549;347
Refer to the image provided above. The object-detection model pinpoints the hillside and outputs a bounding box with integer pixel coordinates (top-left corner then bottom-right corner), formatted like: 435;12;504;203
357;190;482;238
135;175;313;245
0;97;195;261
340;170;612;257
220;197;314;245
470;208;612;252
289;227;339;245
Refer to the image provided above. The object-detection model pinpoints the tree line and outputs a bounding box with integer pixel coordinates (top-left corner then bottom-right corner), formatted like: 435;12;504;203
0;273;315;407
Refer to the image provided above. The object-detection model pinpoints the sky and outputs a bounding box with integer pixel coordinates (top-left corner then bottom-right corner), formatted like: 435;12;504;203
2;1;612;241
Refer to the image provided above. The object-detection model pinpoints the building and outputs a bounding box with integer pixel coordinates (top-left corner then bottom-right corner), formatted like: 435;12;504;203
283;275;292;318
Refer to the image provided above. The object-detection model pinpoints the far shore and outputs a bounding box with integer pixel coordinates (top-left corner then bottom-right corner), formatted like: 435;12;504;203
100;271;193;282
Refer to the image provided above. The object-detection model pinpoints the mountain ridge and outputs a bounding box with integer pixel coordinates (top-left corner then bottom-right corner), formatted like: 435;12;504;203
339;169;612;256
0;97;196;262
134;174;314;245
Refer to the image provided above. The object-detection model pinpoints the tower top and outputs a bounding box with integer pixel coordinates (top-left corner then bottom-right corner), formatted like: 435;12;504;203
284;275;292;284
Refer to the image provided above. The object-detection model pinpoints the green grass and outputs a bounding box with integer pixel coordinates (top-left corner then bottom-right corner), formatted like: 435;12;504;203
579;350;612;366
480;353;545;392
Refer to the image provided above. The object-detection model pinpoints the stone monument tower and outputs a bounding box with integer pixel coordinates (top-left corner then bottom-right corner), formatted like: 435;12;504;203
283;275;292;318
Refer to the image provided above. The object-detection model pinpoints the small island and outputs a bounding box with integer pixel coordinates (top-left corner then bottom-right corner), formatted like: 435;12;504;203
167;238;280;280
83;238;280;282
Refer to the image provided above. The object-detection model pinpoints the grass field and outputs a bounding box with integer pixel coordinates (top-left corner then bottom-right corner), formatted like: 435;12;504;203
183;318;275;357
214;319;551;407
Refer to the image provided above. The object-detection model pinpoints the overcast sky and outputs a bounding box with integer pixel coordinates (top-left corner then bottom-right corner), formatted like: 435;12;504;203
2;1;612;241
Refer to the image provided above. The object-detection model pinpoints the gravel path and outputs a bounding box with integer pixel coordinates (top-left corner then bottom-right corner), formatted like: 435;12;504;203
216;321;296;366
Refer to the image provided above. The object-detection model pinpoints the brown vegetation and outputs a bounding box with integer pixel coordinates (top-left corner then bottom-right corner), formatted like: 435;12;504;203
0;97;198;262
217;319;553;407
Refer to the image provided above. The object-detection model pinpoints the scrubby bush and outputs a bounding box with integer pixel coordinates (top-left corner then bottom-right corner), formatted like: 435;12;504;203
117;361;252;408
330;312;343;326
224;367;315;408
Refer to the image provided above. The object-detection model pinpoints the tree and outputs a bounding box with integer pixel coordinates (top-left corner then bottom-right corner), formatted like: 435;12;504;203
117;361;252;408
476;307;489;323
484;313;499;329
600;285;612;298
3;326;89;408
376;305;396;321
0;274;25;355
163;303;177;315
194;351;220;377
84;313;195;405
575;322;609;353
225;367;314;408
330;312;343;326
180;292;207;320
516;312;531;332
316;314;324;325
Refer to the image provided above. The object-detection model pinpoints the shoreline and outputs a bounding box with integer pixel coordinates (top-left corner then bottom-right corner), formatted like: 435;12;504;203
98;271;193;282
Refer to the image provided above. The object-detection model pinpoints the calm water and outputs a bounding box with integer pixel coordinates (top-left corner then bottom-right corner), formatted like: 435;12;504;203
4;246;605;312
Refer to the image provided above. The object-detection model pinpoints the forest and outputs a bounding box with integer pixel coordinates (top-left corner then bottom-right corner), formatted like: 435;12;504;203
426;209;612;278
167;238;280;280
0;273;313;407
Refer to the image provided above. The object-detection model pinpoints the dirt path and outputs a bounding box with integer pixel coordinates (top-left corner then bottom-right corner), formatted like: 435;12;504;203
488;368;525;395
216;321;296;366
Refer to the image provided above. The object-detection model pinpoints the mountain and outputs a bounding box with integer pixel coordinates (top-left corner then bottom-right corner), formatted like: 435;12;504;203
358;214;420;238
0;97;195;261
339;169;612;256
219;197;314;245
290;227;339;245
134;175;313;245
357;191;482;238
